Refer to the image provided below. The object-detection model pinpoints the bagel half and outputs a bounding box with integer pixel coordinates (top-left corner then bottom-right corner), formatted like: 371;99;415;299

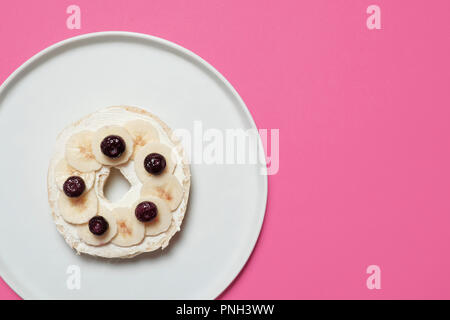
47;106;191;258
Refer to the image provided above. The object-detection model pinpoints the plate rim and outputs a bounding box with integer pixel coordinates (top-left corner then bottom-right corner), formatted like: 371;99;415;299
0;31;268;300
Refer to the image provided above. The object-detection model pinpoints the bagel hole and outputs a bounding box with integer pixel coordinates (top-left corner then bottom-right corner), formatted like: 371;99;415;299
103;168;131;203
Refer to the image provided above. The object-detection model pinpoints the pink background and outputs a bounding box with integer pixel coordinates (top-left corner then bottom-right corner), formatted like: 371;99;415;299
1;0;450;299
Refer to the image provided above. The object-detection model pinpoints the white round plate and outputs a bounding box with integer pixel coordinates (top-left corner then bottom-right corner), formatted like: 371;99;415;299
0;32;267;299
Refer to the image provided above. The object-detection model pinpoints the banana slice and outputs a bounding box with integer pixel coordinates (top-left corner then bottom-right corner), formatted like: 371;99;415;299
134;196;172;236
124;120;159;159
76;209;118;246
111;207;145;247
92;125;134;166
65;131;102;172
55;158;95;192
134;142;176;186
58;188;98;224
141;176;184;211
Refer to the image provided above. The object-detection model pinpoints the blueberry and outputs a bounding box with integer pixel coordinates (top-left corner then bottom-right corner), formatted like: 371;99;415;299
100;135;126;158
144;153;166;175
63;176;86;198
88;216;109;236
135;201;158;222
